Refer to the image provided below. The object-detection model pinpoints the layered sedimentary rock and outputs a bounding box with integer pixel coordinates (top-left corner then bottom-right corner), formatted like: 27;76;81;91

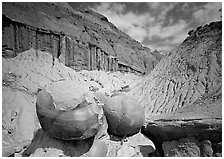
128;21;222;156
129;21;222;116
142;90;222;156
2;2;162;74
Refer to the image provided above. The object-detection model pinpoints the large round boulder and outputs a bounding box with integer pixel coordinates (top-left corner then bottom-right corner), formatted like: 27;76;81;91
36;80;104;140
94;92;145;137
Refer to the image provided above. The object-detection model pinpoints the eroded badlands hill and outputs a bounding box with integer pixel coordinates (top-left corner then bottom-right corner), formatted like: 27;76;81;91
2;2;162;74
2;2;222;157
128;21;222;157
129;21;222;117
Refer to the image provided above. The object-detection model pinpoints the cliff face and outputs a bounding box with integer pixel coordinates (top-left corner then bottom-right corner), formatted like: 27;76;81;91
129;21;222;116
2;2;162;74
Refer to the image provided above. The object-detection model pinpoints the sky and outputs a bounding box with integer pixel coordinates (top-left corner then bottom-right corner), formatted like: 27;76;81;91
69;2;222;55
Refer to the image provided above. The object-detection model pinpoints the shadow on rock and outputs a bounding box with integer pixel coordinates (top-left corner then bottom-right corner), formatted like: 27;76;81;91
22;129;94;157
139;145;155;157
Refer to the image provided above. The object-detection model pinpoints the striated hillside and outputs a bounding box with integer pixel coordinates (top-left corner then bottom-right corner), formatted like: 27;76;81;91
2;2;162;74
128;21;222;156
129;21;222;116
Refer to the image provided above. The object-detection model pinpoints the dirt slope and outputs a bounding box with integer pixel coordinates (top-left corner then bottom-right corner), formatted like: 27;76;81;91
129;21;222;117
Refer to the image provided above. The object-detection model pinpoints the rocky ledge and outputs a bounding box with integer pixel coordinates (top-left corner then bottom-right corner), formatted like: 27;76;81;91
141;76;222;157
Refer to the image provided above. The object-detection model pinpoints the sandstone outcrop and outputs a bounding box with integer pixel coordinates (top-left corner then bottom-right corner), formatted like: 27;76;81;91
142;89;222;156
2;2;162;74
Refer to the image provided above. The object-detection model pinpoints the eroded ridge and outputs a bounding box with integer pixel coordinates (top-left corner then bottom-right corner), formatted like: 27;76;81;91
129;21;222;116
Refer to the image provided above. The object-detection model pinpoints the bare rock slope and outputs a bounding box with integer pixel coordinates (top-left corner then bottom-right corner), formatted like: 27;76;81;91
129;21;222;116
128;21;222;156
2;2;162;74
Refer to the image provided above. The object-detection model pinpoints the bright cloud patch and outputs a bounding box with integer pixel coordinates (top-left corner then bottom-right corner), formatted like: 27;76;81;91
193;3;221;24
149;19;188;40
92;2;222;55
92;2;154;42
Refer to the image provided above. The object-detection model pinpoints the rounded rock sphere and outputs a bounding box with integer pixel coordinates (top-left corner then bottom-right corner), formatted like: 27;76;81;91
94;92;145;137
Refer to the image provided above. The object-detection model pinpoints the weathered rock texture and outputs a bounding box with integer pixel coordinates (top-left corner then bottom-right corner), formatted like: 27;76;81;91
2;48;85;94
2;49;156;157
162;137;215;157
2;2;163;74
162;137;201;157
94;92;145;137
129;21;222;116
2;3;222;157
128;21;222;156
36;81;104;140
2;87;38;157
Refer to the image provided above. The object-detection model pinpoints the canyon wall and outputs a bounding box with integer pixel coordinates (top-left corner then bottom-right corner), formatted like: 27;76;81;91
2;2;163;74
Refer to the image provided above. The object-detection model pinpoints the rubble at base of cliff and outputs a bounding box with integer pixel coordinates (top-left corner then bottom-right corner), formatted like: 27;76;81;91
2;48;152;157
2;2;222;157
2;42;222;156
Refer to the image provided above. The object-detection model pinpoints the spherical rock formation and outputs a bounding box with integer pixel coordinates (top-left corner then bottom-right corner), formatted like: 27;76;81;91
87;140;108;157
94;92;145;137
36;81;104;140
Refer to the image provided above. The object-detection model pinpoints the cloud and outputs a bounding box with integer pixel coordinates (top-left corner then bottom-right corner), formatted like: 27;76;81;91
145;19;188;54
193;2;221;25
147;2;178;21
150;2;160;9
126;26;147;42
160;3;177;19
93;2;187;54
92;2;154;42
92;2;221;55
150;19;188;39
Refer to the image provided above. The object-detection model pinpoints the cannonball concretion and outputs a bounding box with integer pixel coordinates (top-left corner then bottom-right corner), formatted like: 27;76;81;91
94;92;145;137
36;80;104;140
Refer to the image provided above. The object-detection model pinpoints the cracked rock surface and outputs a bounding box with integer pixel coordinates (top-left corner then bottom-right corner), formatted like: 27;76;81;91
2;49;155;157
129;21;222;156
